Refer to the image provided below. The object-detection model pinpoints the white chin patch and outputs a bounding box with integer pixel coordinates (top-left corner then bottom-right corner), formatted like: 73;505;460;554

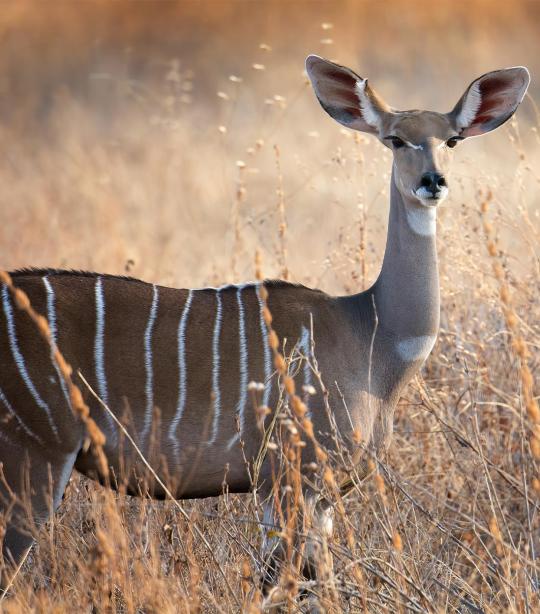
413;186;449;206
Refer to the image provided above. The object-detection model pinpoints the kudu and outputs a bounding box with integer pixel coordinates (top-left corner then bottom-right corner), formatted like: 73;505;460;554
0;56;530;597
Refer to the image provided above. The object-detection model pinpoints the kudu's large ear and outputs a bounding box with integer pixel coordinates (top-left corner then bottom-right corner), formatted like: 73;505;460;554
306;55;389;135
449;67;530;138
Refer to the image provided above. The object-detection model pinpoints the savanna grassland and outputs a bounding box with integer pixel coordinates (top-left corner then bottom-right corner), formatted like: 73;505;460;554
0;1;539;612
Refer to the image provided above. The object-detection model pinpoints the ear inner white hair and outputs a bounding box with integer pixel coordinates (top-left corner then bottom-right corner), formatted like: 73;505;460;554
456;81;482;130
355;80;381;129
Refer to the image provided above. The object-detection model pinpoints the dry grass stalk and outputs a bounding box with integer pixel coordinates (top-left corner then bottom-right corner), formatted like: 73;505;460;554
479;194;540;467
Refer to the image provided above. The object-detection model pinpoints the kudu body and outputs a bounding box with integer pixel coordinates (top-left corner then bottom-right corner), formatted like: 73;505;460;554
0;56;530;596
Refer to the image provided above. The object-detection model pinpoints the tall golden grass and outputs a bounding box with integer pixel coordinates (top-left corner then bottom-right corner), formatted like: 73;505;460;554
0;1;539;612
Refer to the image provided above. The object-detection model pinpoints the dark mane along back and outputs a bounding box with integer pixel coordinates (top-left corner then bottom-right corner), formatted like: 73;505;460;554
8;268;323;295
10;268;143;284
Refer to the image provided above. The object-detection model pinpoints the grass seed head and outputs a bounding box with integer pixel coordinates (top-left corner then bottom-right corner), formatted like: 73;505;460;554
392;531;403;552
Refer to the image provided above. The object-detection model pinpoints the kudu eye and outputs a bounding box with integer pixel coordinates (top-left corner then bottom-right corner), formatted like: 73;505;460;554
446;137;462;148
390;136;405;149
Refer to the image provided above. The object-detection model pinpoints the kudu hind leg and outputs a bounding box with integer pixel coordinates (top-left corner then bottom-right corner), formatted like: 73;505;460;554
303;498;334;583
0;436;78;593
259;497;334;611
260;499;283;593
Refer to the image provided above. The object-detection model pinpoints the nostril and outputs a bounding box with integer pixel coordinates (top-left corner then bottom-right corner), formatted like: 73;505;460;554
436;175;447;188
421;172;445;193
420;174;432;188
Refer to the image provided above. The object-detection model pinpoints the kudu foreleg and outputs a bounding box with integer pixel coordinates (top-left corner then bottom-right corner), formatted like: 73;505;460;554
260;496;335;611
303;498;334;584
0;437;78;594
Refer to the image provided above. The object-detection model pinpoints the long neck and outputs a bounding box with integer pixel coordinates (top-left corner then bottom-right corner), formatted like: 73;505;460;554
372;166;440;338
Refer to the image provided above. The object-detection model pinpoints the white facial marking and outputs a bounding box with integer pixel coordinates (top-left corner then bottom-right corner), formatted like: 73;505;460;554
43;276;71;409
354;80;381;129
256;283;272;411
405;140;423;150
405;204;437;236
1;284;60;440
456;81;482;129
396;335;436;362
169;289;193;458
208;289;223;445
142;284;159;445
0;384;43;444
227;285;249;451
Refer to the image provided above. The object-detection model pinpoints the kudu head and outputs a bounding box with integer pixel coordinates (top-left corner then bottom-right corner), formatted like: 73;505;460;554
306;55;530;208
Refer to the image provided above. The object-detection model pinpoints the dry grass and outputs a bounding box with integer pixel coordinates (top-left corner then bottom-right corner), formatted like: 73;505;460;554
0;1;539;612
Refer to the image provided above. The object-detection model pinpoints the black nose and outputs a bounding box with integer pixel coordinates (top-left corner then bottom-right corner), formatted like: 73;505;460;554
420;172;446;195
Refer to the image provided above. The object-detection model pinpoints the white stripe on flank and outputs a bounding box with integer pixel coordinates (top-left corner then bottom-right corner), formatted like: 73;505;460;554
142;284;159;443
43;276;71;408
227;285;249;450
94;277;108;405
169;290;193;455
1;284;60;440
43;276;59;343
256;283;272;410
94;277;115;436
298;326;313;417
208;289;223;445
0;384;43;445
298;326;313;390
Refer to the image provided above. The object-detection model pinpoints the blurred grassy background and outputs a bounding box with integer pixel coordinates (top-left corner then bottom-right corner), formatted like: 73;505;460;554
0;0;538;292
1;3;539;611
